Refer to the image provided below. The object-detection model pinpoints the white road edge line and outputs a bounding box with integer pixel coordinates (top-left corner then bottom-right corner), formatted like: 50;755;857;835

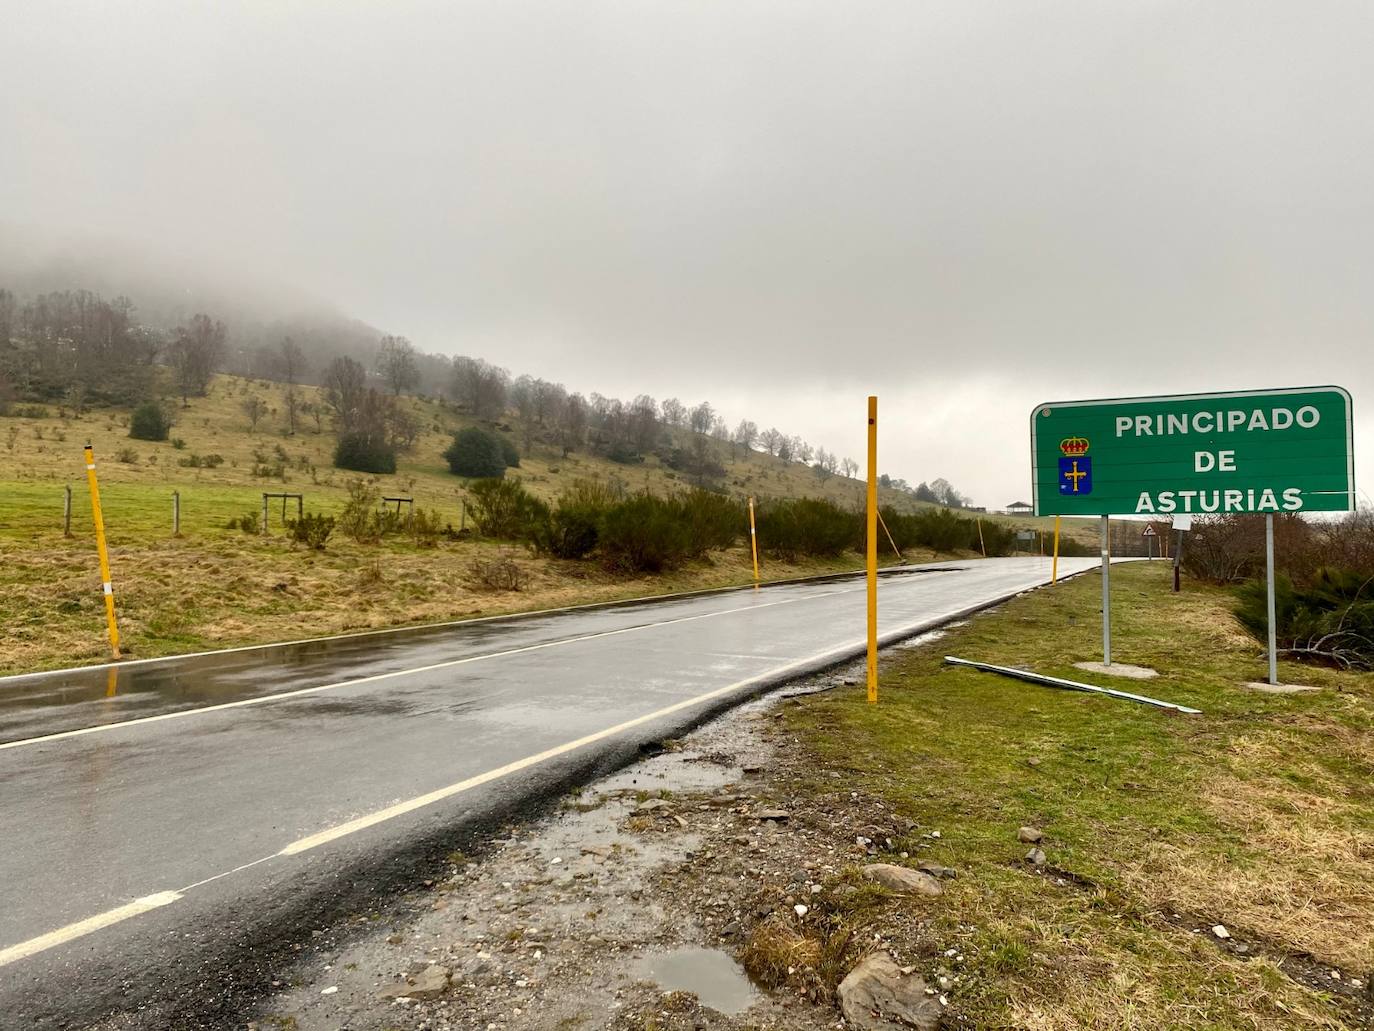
0;566;1088;968
0;588;852;753
0;564;941;684
279;634;869;855
0;892;182;969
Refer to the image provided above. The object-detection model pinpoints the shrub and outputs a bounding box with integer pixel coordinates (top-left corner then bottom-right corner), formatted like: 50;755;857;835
498;435;520;468
466;555;526;591
975;520;1017;557
177;452;224;469
756;498;858;560
1182;513;1314;583
598;493;691;572
467;478;549;540
338;479;384;543
171;437;187;450
1235;567;1374;670
285;512;336;550
334;431;397;474
444;427;507;478
533;480;619;559
115;446;139;464
677;489;743;558
226;510;260;534
129;402;172;441
409;507;446;547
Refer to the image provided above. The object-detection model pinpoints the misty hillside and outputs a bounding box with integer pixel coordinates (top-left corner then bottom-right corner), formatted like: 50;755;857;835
0;241;985;510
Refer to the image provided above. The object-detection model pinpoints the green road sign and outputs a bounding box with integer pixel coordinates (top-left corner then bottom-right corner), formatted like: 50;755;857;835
1031;386;1354;516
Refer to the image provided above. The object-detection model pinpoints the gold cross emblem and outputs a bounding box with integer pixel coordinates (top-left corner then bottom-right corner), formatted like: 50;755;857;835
1064;460;1087;493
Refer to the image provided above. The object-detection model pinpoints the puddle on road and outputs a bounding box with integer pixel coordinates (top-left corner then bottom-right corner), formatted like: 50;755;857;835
634;946;760;1015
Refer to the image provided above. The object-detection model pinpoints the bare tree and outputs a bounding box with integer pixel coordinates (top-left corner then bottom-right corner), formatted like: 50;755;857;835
283;388;303;435
451;356;509;420
929;477;965;507
323;355;368;429
376;335;418;396
733;419;758;454
557;392;588;455
688;401;714;436
841;457;859;479
661;398;686;428
279;336;307;386
629;394;660;453
242;394;268;433
167;314;226;403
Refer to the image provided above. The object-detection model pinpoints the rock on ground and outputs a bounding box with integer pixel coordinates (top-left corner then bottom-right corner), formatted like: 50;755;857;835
837;953;942;1031
861;864;944;897
377;964;450;1000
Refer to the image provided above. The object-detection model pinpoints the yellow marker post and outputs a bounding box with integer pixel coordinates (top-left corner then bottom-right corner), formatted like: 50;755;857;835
1051;515;1061;584
976;517;986;557
747;496;760;588
83;444;122;658
866;396;878;704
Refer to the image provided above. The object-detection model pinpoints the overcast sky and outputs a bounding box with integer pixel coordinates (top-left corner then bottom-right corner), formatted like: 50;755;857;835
5;1;1373;507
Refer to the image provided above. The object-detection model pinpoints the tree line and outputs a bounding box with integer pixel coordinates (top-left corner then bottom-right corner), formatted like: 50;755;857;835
0;285;973;504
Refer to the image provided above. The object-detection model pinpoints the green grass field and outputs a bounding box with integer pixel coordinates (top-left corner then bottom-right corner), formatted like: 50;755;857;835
780;562;1374;1030
0;374;1099;674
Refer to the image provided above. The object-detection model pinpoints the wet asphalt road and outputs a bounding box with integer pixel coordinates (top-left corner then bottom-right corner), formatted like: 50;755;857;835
0;556;1096;1028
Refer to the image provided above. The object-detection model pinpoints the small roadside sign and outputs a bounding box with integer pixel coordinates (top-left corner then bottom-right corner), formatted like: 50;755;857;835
1142;525;1157;537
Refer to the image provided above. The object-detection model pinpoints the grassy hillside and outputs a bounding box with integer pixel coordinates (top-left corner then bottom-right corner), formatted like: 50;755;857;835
0;373;1082;541
0;374;1091;673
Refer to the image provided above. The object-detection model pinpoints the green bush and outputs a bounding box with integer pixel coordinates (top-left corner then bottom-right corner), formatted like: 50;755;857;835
334;431;396;474
467;478;549;540
285;512;336;550
498;434;520;469
598;493;691;572
975;520;1017;556
1235;567;1374;670
338;479;384;543
226;510;260;534
445;427;506;478
129;402;172;441
676;489;744;558
534;480;618;559
177;452;224;469
756;498;859;560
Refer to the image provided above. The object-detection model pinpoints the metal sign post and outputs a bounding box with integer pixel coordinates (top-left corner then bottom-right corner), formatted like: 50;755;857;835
1101;515;1111;665
1265;514;1278;685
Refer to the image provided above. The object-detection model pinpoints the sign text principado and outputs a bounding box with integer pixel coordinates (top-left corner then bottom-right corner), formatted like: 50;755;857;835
1030;387;1354;516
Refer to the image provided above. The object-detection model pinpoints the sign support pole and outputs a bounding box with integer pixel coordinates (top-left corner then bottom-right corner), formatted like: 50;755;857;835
747;497;759;588
1265;513;1278;685
1172;528;1184;592
1051;516;1060;584
1100;514;1111;666
866;396;878;705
